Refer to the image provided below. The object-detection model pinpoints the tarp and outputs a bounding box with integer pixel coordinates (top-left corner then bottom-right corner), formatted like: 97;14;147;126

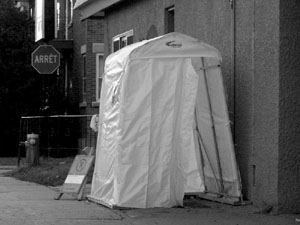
89;32;242;208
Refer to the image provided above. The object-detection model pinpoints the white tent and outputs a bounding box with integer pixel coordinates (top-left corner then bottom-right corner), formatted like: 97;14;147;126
88;32;242;208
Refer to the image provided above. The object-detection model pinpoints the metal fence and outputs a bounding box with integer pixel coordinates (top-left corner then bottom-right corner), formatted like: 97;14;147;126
18;115;97;158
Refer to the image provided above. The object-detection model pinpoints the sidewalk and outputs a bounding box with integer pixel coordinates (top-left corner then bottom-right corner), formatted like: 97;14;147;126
0;169;298;225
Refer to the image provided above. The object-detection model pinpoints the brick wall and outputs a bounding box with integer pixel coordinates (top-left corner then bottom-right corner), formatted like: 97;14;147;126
69;9;83;114
72;10;104;116
56;0;66;39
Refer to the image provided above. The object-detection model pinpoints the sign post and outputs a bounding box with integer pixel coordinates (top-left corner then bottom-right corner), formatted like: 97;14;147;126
31;45;60;74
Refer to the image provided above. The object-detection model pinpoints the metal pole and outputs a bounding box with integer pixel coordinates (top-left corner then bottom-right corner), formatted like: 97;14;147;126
201;57;224;194
17;118;23;167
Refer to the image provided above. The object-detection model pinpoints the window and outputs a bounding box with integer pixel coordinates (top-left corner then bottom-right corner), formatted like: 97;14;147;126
112;30;134;52
82;54;87;103
96;53;104;102
165;6;175;33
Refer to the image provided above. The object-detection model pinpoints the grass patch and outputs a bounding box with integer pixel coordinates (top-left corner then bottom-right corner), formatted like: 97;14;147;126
0;157;18;166
4;157;94;187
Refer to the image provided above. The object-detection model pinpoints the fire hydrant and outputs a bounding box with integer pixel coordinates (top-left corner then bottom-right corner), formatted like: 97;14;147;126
25;133;39;166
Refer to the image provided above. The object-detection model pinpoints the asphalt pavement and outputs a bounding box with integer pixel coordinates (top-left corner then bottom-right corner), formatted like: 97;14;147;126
0;166;298;225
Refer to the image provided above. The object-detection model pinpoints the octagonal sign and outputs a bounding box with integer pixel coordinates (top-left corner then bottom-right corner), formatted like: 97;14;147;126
31;45;60;74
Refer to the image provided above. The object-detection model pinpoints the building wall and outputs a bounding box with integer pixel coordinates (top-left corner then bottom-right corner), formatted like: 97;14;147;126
72;9;104;116
278;0;300;213
71;8;104;150
244;0;280;209
235;0;300;213
83;17;104;115
234;0;255;201
176;0;234;118
69;9;83;114
57;0;66;39
104;0;174;53
233;0;281;210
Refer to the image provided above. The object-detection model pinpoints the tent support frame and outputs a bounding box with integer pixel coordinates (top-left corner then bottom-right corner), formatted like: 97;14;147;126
186;192;250;206
201;57;225;194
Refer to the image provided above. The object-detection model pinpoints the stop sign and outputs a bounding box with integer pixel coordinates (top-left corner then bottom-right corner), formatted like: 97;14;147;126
31;45;61;74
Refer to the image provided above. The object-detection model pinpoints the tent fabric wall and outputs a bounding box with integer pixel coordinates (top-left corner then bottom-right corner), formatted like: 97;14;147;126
89;32;242;208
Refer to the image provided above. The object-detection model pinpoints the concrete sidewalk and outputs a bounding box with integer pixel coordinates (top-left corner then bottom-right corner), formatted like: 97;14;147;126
0;172;298;225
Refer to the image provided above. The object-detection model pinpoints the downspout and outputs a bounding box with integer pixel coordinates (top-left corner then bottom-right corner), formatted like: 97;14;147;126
229;0;236;143
230;0;244;202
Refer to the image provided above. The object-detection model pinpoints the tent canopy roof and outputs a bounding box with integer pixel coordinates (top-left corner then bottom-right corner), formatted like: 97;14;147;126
106;32;222;71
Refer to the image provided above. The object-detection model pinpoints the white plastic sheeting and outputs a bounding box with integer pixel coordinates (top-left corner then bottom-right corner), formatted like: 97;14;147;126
89;32;242;208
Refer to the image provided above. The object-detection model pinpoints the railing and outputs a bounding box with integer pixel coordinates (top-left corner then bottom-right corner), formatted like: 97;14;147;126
18;115;97;158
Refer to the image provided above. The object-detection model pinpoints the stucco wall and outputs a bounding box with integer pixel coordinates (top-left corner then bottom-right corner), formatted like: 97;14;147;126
234;0;255;201
178;0;281;209
235;0;281;209
278;0;300;213
251;0;280;209
175;0;234;118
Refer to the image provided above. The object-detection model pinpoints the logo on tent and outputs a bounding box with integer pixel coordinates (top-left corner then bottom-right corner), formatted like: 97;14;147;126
166;40;182;48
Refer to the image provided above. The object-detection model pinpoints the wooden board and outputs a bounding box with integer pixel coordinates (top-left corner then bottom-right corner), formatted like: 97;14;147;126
196;192;252;206
55;153;94;200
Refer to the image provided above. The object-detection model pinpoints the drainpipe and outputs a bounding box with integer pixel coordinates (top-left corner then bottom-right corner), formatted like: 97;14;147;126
230;0;245;202
229;0;236;143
